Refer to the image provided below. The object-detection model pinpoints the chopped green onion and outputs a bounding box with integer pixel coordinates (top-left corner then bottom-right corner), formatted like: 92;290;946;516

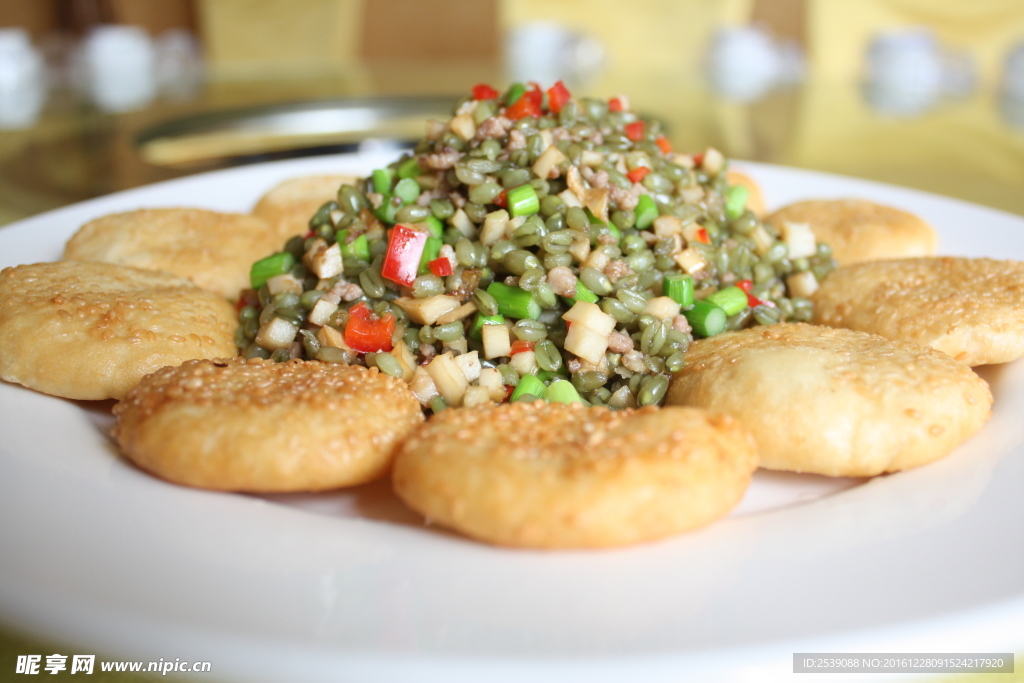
663;274;695;308
507;184;540;217
725;185;750;221
418;236;443;274
545;379;583;404
469;313;504;340
394;177;421;205
561;280;599;306
487;281;542;320
586;207;620;241
635;194;658;229
396;156;421;179
336;229;370;260
706;286;748;316
249;252;295;289
371;168;393;195
505;82;527;106
511;373;546;402
374;200;399;225
684;300;727;337
425;215;444;238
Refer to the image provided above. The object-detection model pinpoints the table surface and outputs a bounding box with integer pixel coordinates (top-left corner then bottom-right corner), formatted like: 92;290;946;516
1;65;1023;682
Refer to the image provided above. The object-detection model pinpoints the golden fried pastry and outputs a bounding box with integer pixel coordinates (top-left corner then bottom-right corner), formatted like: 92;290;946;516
63;208;281;301
392;401;758;549
113;358;424;492
765;199;937;265
0;261;237;400
666;323;991;477
252;174;358;241
726;170;766;217
812;257;1024;366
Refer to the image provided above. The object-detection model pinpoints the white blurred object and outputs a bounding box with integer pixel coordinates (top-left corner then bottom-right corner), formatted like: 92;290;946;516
505;22;605;86
706;26;804;102
863;28;975;117
0;28;47;129
155;29;203;100
82;25;156;112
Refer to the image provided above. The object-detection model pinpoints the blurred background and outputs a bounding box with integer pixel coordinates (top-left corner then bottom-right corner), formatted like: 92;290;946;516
2;0;1024;228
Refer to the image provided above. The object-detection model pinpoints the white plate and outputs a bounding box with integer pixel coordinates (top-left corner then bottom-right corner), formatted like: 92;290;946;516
2;155;1023;683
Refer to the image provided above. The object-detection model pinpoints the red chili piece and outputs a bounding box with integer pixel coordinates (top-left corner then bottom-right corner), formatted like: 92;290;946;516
695;227;711;244
626;167;650;184
624;121;645;142
736;279;764;307
506;86;543;120
380;224;428;287
509;340;535;356
428;257;453;277
344;302;396;353
494;189;508;208
692;152;704;167
472;84;499;100
655;136;673;154
546;81;572;113
608;97;623;112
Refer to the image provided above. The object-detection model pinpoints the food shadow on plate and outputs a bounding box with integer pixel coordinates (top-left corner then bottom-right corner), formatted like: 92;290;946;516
258;477;425;528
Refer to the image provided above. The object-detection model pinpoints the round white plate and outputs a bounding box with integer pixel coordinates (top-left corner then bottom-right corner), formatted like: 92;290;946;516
1;154;1023;683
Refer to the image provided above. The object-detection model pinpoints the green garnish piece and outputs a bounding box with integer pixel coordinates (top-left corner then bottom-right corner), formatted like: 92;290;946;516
545;379;583;404
249;252;295;289
505;82;527;106
725;185;750;221
335;229;370;260
417;236;443;274
425;215;444;238
684;300;727;337
469;313;504;340
371;168;393;195
511;373;546;402
705;286;748;316
585;207;620;241
561;280;599;306
394;177;421;205
396;156;422;179
507;184;540;217
487;281;542;320
663;274;695;308
634;194;658;229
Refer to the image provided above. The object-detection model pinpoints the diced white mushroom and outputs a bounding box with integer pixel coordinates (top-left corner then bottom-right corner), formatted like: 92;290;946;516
391;340;416;382
653;215;682;239
435;301;477;325
478;367;506;401
479;209;509;246
643;296;682;321
394;295;462;325
453;350;481;382
425;352;469;406
674;247;707;274
449;112;476;141
781;221;817;259
701;147;725;176
509;350;538;376
409;366;440;405
255;318;298;351
266;273;303;296
316;325;350;350
750;225;775;256
308;242;343;279
307;297;339;326
462;385;493;408
532;145;567;180
450;208;475;237
482;322;511;359
786;271;820;298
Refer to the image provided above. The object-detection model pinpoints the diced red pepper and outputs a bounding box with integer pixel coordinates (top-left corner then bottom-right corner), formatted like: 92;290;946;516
736;279;764;307
624;121;645;142
303;230;315;239
546;81;572;114
494;189;508;208
626;167;651;184
695;227;711;244
472;83;499;100
655;136;673;154
506;86;543;120
428;257;453;277
509;340;535;356
692;152;704;167
608;97;623;113
344;302;395;353
380;224;428;287
504;385;515;402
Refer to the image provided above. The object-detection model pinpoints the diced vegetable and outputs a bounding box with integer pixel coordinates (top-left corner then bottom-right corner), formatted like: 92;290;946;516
487;282;541;320
546;80;572;113
393;295;461;325
546;379;583;404
663;274;695;307
470;313;504;340
509;340;535;356
381;224;428;286
507;184;540;217
706;286;748;316
643;296;682;321
684;300;727;337
481;321;512;359
425;352;469;406
509;349;537;377
250;252;294;289
255;317;297;350
725;184;750;221
786;271;820;298
418;236;443;274
472;83;500;100
781;221;817;259
634;194;658;229
453;350;481;382
624;121;645;141
428;257;453;277
371;168;393;195
626;167;650;184
344;302;396;353
336;229;370;260
511;373;546;402
393;178;420;204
